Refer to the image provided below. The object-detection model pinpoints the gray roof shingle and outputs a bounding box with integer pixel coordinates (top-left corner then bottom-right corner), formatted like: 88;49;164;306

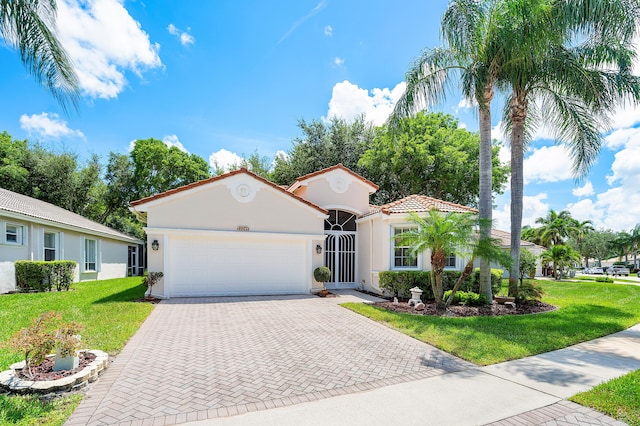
0;188;140;243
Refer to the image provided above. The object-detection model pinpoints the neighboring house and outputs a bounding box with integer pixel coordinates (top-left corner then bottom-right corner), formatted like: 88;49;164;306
488;229;546;277
130;164;539;298
0;188;144;294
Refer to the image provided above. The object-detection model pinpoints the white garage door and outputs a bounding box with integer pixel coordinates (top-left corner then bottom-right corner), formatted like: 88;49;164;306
168;235;309;296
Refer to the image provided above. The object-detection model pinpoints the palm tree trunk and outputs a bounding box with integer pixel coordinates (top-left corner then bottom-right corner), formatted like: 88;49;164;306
432;250;446;311
478;86;494;303
445;261;475;307
509;94;527;297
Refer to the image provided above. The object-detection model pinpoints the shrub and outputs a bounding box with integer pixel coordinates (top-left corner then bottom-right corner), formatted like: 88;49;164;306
313;267;331;283
3;312;83;378
379;271;431;298
596;276;614;283
469;268;504;295
516;281;545;303
443;290;489;306
15;261;77;292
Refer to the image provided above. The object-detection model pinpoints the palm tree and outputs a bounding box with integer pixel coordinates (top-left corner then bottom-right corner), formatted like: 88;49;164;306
534;209;576;247
628;224;640;270
492;0;640;296
569;219;595;267
540;244;581;280
1;0;79;109
391;0;501;302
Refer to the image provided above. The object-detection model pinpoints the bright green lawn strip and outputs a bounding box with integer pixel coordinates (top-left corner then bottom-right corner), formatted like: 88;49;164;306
0;394;81;426
343;280;640;365
570;369;640;426
0;277;153;425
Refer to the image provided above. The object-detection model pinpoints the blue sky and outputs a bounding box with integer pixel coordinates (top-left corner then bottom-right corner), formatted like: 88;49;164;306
0;0;639;232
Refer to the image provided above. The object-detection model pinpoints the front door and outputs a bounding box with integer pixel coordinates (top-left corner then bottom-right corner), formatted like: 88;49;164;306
324;210;357;288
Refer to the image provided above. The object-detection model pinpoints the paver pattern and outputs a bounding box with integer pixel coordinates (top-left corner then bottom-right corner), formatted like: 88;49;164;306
486;401;627;426
66;292;473;425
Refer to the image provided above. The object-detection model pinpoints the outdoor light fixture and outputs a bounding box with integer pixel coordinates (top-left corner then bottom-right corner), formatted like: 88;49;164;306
316;244;323;254
151;239;159;251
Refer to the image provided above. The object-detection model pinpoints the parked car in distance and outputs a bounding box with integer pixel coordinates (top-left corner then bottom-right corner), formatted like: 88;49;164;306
605;266;630;276
590;267;604;275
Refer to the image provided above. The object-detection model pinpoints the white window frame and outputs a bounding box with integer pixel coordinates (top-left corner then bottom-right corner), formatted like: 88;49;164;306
43;231;59;261
445;253;457;269
4;223;24;245
84;238;98;272
391;225;420;270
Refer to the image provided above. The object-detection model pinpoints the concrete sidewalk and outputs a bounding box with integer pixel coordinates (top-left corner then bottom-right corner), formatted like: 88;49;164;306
188;323;640;426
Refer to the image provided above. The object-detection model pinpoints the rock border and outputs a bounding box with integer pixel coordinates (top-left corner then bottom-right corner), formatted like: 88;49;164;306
0;350;108;393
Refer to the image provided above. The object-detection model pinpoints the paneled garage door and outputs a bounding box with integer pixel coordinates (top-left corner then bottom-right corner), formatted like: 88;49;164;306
167;235;309;296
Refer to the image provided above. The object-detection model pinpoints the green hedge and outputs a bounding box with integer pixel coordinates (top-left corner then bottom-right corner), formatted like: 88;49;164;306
15;260;77;292
379;268;503;301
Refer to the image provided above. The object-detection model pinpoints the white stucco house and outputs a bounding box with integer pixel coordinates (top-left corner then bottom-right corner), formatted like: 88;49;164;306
131;164;500;298
0;188;144;294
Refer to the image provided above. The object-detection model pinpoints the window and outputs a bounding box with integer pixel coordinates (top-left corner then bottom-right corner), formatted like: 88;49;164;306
393;226;418;268
85;239;97;271
445;253;457;268
44;232;57;261
5;224;22;245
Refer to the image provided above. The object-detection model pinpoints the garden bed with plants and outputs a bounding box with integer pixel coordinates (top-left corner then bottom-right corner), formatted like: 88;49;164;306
374;299;555;317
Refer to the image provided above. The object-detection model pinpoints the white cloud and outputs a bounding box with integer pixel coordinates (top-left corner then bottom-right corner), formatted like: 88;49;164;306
572;181;594;197
325;80;406;126
455;97;475;114
324;25;333;37
523;145;573;184
57;0;162;99
566;198;606;229
604;126;640;150
19;113;84;139
167;23;195;46
162;134;187;152
209;148;243;171
334;57;344;66
493;192;550;231
607;136;640;185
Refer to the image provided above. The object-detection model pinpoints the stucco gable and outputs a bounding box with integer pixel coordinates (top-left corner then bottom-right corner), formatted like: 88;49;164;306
288;164;378;195
130;168;327;216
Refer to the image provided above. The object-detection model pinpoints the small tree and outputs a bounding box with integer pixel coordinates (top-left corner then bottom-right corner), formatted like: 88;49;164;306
541;245;581;280
519;249;538;286
313;266;331;290
3;312;83;378
142;272;164;297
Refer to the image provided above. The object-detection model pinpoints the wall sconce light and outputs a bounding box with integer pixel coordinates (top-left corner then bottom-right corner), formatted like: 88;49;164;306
151;239;159;251
316;244;323;254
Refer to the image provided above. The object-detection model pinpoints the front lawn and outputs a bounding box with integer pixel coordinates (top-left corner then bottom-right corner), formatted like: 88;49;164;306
0;277;153;425
571;369;640;426
344;280;640;365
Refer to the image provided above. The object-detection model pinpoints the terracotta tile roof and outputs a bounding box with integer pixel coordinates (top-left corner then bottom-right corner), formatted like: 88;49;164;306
0;188;140;242
130;168;328;214
491;228;546;250
288;164;379;192
364;194;478;217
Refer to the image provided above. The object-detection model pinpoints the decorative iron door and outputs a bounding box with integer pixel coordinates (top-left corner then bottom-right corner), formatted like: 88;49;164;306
324;210;357;287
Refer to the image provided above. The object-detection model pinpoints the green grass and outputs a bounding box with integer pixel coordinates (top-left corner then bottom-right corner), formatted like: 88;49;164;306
0;277;154;425
570;369;640;426
344;280;640;365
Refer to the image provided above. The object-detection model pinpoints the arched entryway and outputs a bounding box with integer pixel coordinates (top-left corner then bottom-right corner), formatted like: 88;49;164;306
324;210;357;288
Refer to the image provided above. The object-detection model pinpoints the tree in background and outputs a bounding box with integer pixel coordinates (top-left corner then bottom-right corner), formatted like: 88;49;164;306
359;112;508;206
0;0;79;110
213;149;272;178
579;230;617;267
271;116;375;185
540;244;581;280
519;249;538;286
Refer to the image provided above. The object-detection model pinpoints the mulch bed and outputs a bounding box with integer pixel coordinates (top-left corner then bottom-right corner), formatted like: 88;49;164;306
16;352;96;381
374;300;556;317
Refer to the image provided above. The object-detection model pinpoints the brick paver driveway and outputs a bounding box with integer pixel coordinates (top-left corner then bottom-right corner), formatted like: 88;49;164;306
67;291;473;425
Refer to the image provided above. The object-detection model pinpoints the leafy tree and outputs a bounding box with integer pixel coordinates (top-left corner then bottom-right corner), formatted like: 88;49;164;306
271;116;375;185
130;138;210;198
610;232;632;265
580;230;617;267
489;0;640;296
541;244;581;280
0;131;30;193
0;0;79;109
359;112;508;206
391;0;502;303
215;149;272;178
629;224;640;269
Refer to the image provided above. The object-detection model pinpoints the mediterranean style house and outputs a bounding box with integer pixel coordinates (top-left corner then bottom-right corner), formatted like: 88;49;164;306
0;188;144;294
131;164;524;299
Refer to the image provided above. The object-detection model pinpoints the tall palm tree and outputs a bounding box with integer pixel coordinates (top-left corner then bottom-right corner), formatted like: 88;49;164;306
1;0;79;110
535;209;574;247
391;0;501;302
492;0;640;295
540;244;581;280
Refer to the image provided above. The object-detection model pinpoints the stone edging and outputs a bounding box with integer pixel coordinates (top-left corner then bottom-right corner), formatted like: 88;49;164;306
0;350;109;393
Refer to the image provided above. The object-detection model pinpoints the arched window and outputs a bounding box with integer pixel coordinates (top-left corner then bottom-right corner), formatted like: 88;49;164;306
324;210;356;232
